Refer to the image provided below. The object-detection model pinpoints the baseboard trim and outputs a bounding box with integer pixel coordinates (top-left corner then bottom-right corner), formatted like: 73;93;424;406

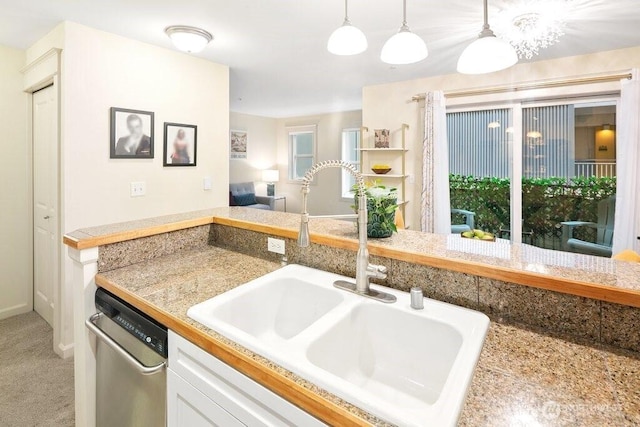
56;341;74;359
0;303;32;321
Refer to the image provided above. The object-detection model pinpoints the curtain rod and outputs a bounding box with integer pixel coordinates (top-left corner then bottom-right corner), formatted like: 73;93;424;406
411;71;633;102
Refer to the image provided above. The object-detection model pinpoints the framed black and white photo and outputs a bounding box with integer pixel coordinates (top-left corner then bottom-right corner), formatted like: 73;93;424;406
163;123;197;167
230;130;248;159
110;107;154;159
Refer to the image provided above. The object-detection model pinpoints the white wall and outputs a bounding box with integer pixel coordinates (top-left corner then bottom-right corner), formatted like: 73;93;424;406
26;21;230;352
276;110;362;215
0;45;30;320
363;45;640;229
229;112;277;196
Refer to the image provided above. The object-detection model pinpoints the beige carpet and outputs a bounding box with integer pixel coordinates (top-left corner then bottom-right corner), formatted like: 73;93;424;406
0;311;74;426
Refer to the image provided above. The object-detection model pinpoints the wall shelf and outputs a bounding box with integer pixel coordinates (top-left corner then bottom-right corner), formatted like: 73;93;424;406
360;124;410;226
361;173;408;178
358;148;409;152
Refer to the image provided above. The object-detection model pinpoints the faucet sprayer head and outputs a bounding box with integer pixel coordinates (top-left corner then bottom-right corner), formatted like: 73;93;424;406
297;215;310;247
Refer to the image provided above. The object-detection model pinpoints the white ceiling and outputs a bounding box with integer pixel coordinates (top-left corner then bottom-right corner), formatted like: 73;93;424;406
1;0;639;117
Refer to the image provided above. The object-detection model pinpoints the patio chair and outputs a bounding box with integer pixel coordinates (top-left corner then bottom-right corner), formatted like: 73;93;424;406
561;196;615;257
451;208;475;234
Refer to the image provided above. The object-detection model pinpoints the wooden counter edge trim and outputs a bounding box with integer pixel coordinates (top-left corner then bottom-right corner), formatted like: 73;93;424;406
63;216;215;250
64;214;640;308
212;219;640;308
96;278;372;427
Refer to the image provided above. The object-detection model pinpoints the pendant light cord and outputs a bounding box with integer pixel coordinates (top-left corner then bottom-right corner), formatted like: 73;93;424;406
343;0;351;24
479;0;495;37
402;0;408;26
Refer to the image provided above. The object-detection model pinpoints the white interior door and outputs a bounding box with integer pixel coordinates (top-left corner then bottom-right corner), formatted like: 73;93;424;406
32;85;58;327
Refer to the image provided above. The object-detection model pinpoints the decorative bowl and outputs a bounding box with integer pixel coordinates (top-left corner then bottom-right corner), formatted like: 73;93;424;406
372;167;392;175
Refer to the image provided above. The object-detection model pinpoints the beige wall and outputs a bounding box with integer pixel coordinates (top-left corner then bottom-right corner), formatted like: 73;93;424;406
0;45;29;320
229;112;277;196
27;21;230;351
363;45;640;229
276;110;362;215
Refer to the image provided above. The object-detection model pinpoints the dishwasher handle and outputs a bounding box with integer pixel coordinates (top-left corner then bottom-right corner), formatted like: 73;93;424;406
86;313;166;376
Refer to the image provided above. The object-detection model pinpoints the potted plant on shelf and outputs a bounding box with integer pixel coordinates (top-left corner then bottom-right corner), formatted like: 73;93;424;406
352;180;398;238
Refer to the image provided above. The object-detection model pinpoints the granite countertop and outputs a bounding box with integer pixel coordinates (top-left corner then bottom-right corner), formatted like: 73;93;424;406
96;245;640;426
66;207;640;300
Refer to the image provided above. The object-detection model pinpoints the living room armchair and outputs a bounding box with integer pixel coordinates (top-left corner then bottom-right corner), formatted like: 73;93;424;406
229;182;275;210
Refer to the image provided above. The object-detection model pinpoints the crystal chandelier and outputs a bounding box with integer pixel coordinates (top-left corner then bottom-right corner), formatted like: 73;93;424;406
495;1;571;59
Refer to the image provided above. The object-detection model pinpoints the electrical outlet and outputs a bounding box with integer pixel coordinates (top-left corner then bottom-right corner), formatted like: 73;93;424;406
267;237;285;255
130;181;146;197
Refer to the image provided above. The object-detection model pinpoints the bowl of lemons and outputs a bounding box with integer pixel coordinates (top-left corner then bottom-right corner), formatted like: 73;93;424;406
461;229;496;242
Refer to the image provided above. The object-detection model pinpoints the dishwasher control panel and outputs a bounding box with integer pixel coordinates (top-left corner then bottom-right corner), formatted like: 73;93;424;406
95;288;168;357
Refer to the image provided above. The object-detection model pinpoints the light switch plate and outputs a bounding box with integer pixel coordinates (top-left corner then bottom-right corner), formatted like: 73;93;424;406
203;176;212;191
130;181;146;197
267;237;285;255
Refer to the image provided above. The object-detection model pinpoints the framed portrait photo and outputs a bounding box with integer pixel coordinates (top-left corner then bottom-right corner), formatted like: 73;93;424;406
163;123;197;167
110;107;154;159
230;130;248;159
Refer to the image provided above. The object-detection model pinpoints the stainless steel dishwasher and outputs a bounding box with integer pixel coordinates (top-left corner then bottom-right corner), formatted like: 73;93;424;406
86;288;168;427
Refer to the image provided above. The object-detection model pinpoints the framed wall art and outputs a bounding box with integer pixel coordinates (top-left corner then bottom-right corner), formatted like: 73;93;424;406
110;107;154;158
230;130;248;159
164;123;197;167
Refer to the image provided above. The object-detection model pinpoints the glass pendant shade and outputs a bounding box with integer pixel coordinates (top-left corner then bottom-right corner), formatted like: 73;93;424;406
457;0;518;74
457;35;518;74
381;27;428;65
327;20;368;55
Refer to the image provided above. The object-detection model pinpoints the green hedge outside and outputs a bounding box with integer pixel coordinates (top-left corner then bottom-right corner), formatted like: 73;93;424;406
449;175;616;248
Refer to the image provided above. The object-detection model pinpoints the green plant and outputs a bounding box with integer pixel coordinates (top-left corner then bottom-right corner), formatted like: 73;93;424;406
352;180;398;238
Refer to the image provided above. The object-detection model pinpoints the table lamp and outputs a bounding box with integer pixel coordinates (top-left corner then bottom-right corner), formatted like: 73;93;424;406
262;169;280;196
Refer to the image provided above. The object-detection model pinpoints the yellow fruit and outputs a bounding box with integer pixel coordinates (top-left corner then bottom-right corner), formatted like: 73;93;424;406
462;231;474;238
482;235;494;241
473;229;485;238
372;164;390;169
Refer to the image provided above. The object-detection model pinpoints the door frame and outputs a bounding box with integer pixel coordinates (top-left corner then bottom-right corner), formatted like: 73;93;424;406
22;48;70;358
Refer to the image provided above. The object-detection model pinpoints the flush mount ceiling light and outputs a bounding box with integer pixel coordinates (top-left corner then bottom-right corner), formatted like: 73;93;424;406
381;0;428;65
488;121;501;128
327;0;368;55
495;1;570;59
165;25;213;53
457;0;518;74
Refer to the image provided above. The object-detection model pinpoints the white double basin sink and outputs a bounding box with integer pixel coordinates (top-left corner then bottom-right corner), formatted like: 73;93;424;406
187;264;489;427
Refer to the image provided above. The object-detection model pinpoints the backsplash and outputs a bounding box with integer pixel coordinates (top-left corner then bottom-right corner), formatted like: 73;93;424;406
96;222;640;353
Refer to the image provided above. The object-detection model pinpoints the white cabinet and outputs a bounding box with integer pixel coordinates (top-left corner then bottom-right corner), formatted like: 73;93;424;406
167;330;325;427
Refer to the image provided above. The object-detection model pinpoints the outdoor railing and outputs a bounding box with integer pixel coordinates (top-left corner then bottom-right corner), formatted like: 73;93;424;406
574;160;616;178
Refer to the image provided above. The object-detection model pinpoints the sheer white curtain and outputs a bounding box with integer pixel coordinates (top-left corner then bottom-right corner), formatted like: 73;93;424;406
421;91;451;234
613;70;640;254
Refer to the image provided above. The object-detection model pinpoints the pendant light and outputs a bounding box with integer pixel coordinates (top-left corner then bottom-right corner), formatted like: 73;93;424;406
381;0;428;65
457;0;518;74
327;0;368;56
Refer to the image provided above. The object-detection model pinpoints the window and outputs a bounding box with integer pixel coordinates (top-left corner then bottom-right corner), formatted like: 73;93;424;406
447;98;618;256
341;128;361;198
288;125;316;181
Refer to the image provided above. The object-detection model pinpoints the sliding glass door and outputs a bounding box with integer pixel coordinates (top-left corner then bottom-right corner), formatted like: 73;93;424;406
447;98;617;255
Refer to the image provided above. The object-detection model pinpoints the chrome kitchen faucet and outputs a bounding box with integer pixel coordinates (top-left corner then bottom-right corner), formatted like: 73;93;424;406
297;160;396;303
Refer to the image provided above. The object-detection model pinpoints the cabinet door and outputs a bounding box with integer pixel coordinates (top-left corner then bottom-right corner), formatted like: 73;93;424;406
169;331;325;427
167;369;244;427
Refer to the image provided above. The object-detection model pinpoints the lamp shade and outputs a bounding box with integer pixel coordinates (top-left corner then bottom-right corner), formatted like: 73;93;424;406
262;169;280;182
457;35;518;74
165;26;213;53
380;29;428;65
327;22;368;55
